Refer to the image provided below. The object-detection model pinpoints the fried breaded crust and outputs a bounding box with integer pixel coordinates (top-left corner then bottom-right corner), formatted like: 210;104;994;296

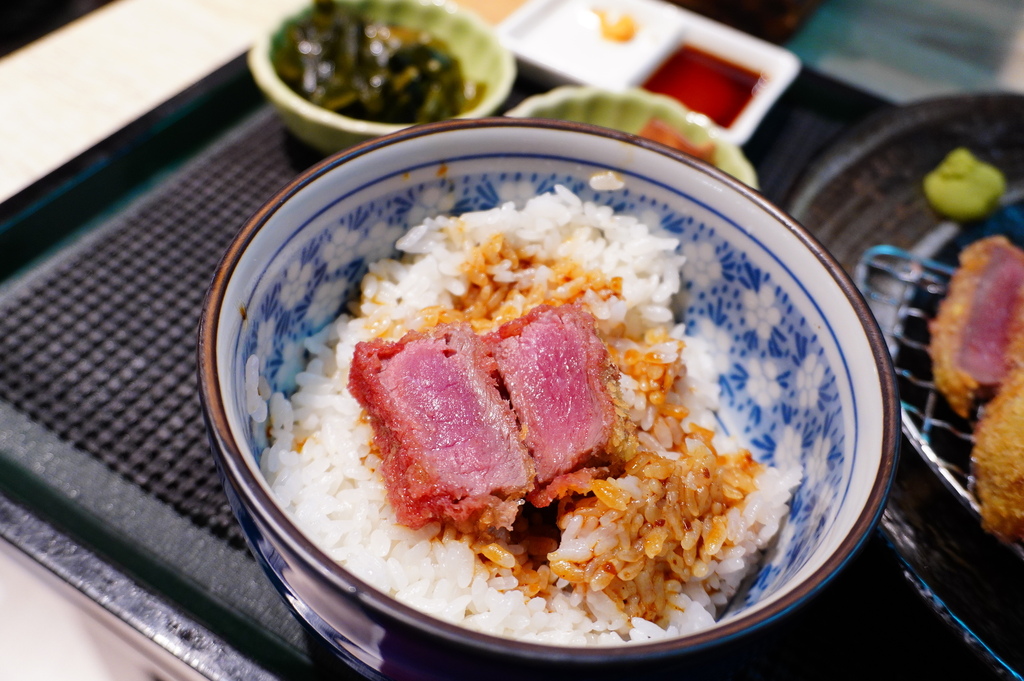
972;365;1024;541
929;236;1024;418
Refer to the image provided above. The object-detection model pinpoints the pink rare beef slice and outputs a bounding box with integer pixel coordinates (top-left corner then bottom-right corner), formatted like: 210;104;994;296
486;304;636;507
348;323;534;532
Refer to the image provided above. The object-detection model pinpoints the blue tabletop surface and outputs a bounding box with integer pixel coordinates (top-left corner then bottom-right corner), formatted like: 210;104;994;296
788;0;1024;102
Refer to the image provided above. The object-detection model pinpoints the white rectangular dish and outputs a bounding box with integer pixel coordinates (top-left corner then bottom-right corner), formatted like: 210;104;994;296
498;0;801;145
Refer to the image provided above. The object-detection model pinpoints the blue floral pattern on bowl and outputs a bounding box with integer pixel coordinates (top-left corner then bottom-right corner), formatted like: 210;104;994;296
231;155;851;616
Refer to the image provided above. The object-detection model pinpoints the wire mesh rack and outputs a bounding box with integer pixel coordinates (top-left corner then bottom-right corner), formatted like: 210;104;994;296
855;244;1024;560
856;245;977;509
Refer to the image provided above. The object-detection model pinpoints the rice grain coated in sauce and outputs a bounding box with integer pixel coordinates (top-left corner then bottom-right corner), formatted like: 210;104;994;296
260;186;800;644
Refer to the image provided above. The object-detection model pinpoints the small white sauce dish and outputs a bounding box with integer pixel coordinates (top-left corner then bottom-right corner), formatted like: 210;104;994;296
498;0;801;145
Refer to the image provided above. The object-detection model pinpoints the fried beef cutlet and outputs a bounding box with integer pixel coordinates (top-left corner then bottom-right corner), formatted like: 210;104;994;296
971;365;1024;541
928;235;1024;419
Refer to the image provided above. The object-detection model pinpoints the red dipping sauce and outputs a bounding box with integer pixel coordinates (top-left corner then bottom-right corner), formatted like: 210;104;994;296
643;45;763;129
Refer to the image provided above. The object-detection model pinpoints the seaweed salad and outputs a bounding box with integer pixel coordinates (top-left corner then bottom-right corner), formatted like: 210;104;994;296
272;0;483;124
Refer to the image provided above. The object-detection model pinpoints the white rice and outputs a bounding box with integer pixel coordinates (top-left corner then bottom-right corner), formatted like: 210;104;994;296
258;186;800;645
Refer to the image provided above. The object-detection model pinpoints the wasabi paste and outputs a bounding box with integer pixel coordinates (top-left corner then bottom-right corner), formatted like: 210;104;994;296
923;147;1006;222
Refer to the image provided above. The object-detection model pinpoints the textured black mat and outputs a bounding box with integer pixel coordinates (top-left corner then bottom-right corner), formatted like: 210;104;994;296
0;109;314;549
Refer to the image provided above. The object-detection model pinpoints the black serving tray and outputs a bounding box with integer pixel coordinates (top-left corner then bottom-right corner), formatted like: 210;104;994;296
0;54;1005;680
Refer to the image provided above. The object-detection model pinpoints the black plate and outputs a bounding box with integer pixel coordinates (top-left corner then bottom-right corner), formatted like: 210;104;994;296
786;92;1024;271
786;92;1024;680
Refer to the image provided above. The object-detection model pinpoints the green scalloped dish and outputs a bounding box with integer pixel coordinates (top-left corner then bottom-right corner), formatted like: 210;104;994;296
249;0;515;155
506;86;758;188
270;3;482;125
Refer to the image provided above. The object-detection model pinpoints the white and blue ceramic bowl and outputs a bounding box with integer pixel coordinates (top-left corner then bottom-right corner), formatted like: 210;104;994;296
198;118;899;680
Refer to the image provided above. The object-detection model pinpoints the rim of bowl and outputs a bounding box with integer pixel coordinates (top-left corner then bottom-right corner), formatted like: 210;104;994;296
197;117;900;666
247;0;516;138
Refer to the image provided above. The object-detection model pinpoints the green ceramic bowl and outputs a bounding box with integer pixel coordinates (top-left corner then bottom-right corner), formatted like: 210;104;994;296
506;86;758;188
249;0;516;155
